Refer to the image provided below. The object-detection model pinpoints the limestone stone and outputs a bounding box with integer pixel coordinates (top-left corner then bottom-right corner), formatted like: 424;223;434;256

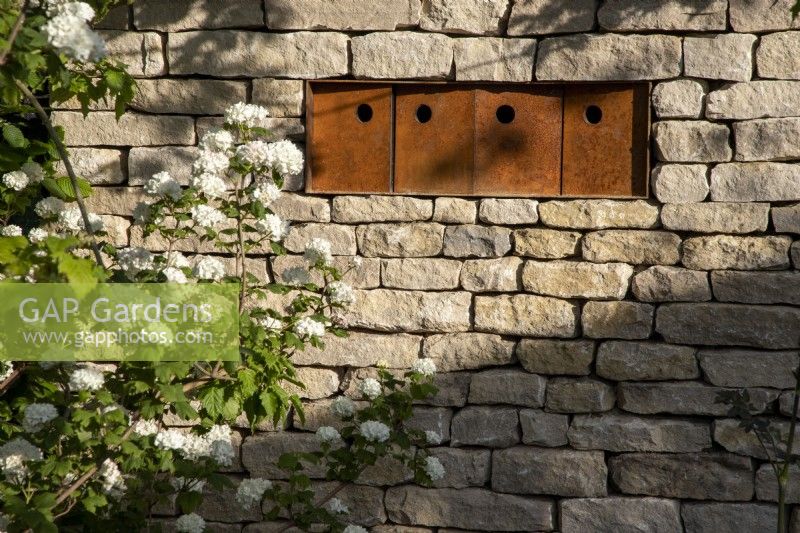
516;339;595;375
197;479;262;522
618;381;779;416
53;112;195;146
711;162;800;201
357;223;444;257
536;34;682;80
332;196;432;223
450;406;519;447
652;80;706;120
133;0;263;30
345;290;471;333
432;198;476;224
474;294;579;337
596;341;699;381
421;0;508;35
682;503;778;533
539;200;659;229
650;164;708;203
56;148;125;184
582;301;654;340
684;34;757;82
713;418;800;459
780;390;800;418
422;373;472;407
197;116;305;143
730;0;800;32
85;187;147;215
264;0;420;30
100;30;164;77
242;433;326;478
352;32;453;79
454;38;535;81
460;257;522;292
568;414;711;452
794;242;800;268
168;31;349;77
406;407;453;442
129;146;198;185
284;223;356;255
610;453;754;500
252;79;304;117
293;398;363;431
546;378;615;413
514;228;581;258
773;204;800;233
468;369;546;407
292;332;421;367
492;447;607;497
428;448;491;489
756;464;800;503
131;79;247;114
681;235;791;270
699;349;799;388
632;266;711;303
442;225;511;257
706;81;800;120
96;5;129;29
508;0;596;35
423;333;516;371
382;258;461;290
270;194;330;223
598;0;726;30
561;497;683;533
478;199;538;224
652;121;731;163
735;118;800;161
757;32;800;79
282;368;338;400
712;270;800;304
520;409;568;447
272;255;379;288
385;487;554;531
662;203;769;234
522;260;633;299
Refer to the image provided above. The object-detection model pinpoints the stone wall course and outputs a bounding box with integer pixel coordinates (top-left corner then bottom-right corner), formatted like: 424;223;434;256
734;117;800;161
545;377;616;413
683;34;757;82
631;266;711;303
420;0;509;35
352;32;454;79
450;406;519;447
582;230;681;265
711;162;800;201
582;301;654;340
561;497;683;533
133;0;264;31
538;200;659;229
468;368;546;407
650;164;709;203
522;260;632;300
596;341;699;381
423;333;516;371
706;81;800;120
598;0;726;31
662;202;770;234
492;447;608;497
652;120;732;163
474;294;579;337
618;381;779;416
454;37;535;81
507;0;597;35
568;414;711;452
460;256;522;292
682;503;779;533
516;339;595;376
711;270;800;304
265;0;421;31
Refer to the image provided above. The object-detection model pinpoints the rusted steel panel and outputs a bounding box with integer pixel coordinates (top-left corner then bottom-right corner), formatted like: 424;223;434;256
394;85;475;195
474;85;563;196
307;82;392;193
562;83;650;197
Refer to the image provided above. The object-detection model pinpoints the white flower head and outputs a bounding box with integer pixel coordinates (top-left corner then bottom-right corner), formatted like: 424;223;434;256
22;403;58;433
257;315;282;331
330;396;355;419
191;204;226;230
164;251;191;269
175;513;205;533
326;497;349;515
294;317;326;339
199;129;235;154
316;426;341;444
3;170;29;191
328;281;355;306
0;438;42;484
235;477;272;510
254;213;289;241
193;256;226;281
192;149;230;177
190;172;227;198
28;228;49;243
47;1;95;20
224;102;269;128
343;526;367;533
162;266;188;284
144;171;182;201
1;225;22;237
132;202;153;225
411;358;437;377
359;420;390;443
236;140;271;168
116;247;155;279
98;458;126;498
57;206;103;233
304;238;333;266
358;378;381;400
133;418;159;437
280;266;311;286
154;429;186;451
251;181;280;205
425;430;442;446
263;140;304;177
424;455;445;481
20;162;44;183
68;366;104;391
43;11;105;62
34;197;66;219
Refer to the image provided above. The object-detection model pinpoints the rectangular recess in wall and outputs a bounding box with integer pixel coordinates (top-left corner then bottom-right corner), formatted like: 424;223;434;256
305;81;650;198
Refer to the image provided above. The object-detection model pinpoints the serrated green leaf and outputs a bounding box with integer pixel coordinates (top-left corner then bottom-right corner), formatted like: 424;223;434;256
2;124;27;148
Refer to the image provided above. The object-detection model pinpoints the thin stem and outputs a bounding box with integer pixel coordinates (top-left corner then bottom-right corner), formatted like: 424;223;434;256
0;0;30;66
778;371;800;533
13;78;105;267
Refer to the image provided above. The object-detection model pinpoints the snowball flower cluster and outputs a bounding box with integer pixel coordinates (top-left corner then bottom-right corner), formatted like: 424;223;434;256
235;477;272;509
154;425;235;466
316;426;341;443
162;266;188;284
424;456;446;481
359;420;390;443
263;139;304;176
304;238;333;266
117;247;155;279
236;140;272;168
294;317;326;338
68;366;104;391
144;171;182;201
20;162;44;183
58;205;103;233
254;213;288;241
28;228;49;243
193;256;226;281
2;170;29;191
22;403;58;433
133;418;159;437
175;513;205;533
257;315;282;331
154;428;185;451
225;102;269;128
190;172;227;198
199;129;234;154
34;197;66;219
425;430;442;445
42;2;106;62
192;150;230;177
98;458;126;498
0;438;42;484
191;204;226;230
330;396;355;418
281;266;310;286
251;181;280;205
132;202;153;224
358;378;382;400
327;497;349;515
1;225;22;237
328;281;355;306
411;358;437;377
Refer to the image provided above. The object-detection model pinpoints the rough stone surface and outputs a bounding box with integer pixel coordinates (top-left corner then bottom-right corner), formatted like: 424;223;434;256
662;203;769;234
272;255;378;288
101;30;165;77
651;80;706;119
474;294;579;337
583;230;681;265
454;38;535;81
546;378;615;413
520;409;569;447
650;164;709;203
596;341;699;381
333;196;432;223
284;224;356;255
420;0;508;35
432;198;476;224
516;339;595;376
713;418;799;459
460;257;522;292
442;225;511;258
129;146;198;185
508;0;597;35
682;503;779;533
561;497;684;533
757;31;800;79
381;258;462;290
598;0;726;31
428;448;491;489
684;34;757;82
450;406;519;448
293;332;420;367
568;414;711;452
618;381;779;416
357;223;444;257
610;453;754;500
514;228;581;258
681;235;791;270
711;162;800;201
582;301;654;340
242;433;325;479
522;260;633;299
56;148;126;184
133;0;263;30
712;270;800;304
730;0;800;32
385;487;554;531
756;464;800;503
352;32;453;79
264;0;421;30
632;266;711;303
468;369;546;407
345;290;471;332
536;34;682;80
773;203;800;233
539;200;659;229
706;81;800;120
53;112;195;146
652;121;732;163
492;447;608;497
423;333;516;371
271;194;331;223
698;349;799;388
169;31;349;77
252;79;304;117
478;199;538;225
734;118;800;161
131;79;247;114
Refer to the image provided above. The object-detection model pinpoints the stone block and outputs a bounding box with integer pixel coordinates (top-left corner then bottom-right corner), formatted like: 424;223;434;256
454;38;535;81
293;332;421;367
735;118;800;161
478;199;539;225
428;448;491;489
101;30;164;77
432;198;476;224
539;200;659;229
357;223;444;257
474;294;579;337
652;121;731;163
131;79;247;114
699;349;799;388
684;34;757;82
598;0;726;30
84;187;147;215
422;372;471;408
652;80;706;119
516;339;595;375
582;301;654;340
711;162;800;201
352;32;453;79
284;367;339;399
284;223;356;255
421;0;508;35
582;230;680;265
561;497;683;533
134;0;264;30
345;290;471;333
632;266;711;303
706;81;800;120
650;164;709;203
773;204;800;233
272;255;378;289
406;407;452;442
241;433;325;479
568;414;711;452
520;409;568;447
460;257;522;292
596;341;699;381
96;5;129;29
712;270;800;304
730;0;800;32
713;418;800;459
129;146;199;185
681;235;791;270
423;333;516;371
57;148;125;184
442;225;511;258
265;0;421;30
756;464;800;503
381;258;462;290
332;196;433;223
252;79;304;117
546;378;615;413
514;228;581;258
522;260;632;300
618;381;779;416
508;0;597;35
661;202;769;233
270;194;330;223
450;406;519;448
197;478;262;522
757;31;800;79
492;447;608;497
682;503;778;533
53;112;195;146
468;369;546;407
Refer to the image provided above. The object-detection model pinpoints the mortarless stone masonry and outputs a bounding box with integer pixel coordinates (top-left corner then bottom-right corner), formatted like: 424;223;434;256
75;1;800;530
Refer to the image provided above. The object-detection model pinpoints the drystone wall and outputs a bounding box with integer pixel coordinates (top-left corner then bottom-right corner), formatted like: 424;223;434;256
53;0;800;531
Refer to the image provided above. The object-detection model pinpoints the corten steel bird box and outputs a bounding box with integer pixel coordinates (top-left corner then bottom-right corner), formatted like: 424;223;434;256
305;81;650;198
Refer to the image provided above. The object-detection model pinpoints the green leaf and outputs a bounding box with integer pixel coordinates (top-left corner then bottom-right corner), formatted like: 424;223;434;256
2;124;28;148
43;176;93;201
201;387;225;419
